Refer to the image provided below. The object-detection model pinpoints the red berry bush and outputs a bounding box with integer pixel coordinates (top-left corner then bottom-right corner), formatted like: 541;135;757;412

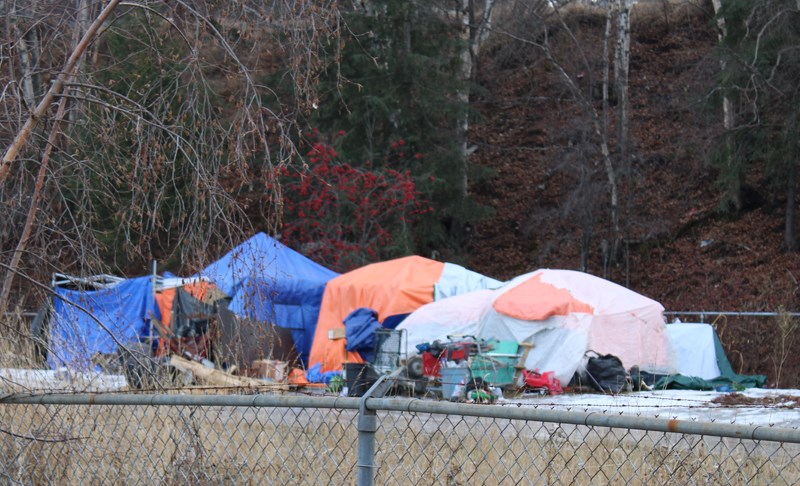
279;132;430;272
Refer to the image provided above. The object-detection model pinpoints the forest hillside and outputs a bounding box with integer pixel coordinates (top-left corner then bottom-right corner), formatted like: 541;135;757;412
466;1;800;386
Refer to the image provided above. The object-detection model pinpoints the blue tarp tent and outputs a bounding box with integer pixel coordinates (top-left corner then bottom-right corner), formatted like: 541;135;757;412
200;233;339;365
50;276;157;370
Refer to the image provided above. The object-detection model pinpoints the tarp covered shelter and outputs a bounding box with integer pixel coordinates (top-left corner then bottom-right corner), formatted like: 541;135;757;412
50;276;157;370
308;256;503;372
397;289;495;353
652;322;766;390
198;233;339;365
665;323;721;380
400;269;676;384
476;269;676;384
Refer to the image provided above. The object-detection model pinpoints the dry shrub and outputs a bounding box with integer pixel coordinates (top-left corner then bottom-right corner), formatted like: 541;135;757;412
772;309;799;388
0;311;41;370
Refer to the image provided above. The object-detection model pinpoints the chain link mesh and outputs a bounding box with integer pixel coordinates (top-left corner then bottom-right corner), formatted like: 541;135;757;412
0;398;358;484
374;410;800;485
0;393;798;484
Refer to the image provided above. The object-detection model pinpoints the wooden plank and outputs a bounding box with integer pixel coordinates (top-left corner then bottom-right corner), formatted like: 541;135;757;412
512;342;536;385
170;355;267;388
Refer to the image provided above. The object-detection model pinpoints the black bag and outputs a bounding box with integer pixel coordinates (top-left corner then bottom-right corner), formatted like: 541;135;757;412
584;353;629;394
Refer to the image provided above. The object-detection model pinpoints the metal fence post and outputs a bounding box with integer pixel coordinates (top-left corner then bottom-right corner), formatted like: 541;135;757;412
357;401;377;486
356;369;403;486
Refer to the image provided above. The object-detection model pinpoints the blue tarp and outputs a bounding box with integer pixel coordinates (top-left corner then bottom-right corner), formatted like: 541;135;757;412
200;233;339;365
50;276;157;370
344;308;381;363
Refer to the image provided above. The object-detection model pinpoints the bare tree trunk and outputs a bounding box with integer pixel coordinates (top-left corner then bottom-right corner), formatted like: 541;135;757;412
600;5;613;277
455;0;495;234
787;137;798;252
13;26;36;109
614;0;632;280
0;0;122;186
69;0;92;124
711;0;733;130
711;0;738;208
710;0;734;132
456;0;473;222
614;0;631;178
7;0;41;110
0;96;70;314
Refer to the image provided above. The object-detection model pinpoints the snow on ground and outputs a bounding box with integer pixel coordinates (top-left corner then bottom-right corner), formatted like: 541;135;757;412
0;368;128;392
503;388;800;428
2;367;798;431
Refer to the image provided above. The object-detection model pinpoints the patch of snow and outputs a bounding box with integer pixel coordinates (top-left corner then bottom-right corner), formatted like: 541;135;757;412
502;388;800;428
0;368;128;392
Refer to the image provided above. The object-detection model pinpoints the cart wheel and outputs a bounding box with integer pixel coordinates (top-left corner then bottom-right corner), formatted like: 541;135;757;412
407;356;424;379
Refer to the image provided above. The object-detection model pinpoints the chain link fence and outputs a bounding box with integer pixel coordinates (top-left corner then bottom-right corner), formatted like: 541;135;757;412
1;392;799;485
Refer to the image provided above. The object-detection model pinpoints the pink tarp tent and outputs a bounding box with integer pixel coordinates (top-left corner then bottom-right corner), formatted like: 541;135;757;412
477;269;677;383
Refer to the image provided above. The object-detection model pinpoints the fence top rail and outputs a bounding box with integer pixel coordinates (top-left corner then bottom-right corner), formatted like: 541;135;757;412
366;397;800;444
2;392;800;444
0;392;362;410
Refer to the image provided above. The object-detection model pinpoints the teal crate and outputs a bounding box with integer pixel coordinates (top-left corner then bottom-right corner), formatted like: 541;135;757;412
487;340;519;355
470;354;517;386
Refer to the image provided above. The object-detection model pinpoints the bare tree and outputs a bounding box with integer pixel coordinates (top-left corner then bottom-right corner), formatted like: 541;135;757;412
710;0;800;249
710;0;738;213
492;1;628;273
614;0;632;281
0;1;343;317
455;0;497;223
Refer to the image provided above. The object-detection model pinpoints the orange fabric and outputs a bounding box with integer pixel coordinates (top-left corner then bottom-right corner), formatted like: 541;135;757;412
183;281;215;302
308;256;445;372
288;368;310;385
154;289;177;356
493;274;594;320
153;282;217;356
155;289;177;329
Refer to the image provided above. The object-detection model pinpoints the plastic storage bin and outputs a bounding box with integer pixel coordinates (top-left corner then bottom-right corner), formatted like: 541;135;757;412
440;366;469;399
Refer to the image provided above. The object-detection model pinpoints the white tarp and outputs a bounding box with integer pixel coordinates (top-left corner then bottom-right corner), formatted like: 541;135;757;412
433;263;504;301
666;323;721;380
397;289;494;353
399;269;677;385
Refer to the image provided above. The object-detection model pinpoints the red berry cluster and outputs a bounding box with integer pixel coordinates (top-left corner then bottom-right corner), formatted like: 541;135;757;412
279;132;431;271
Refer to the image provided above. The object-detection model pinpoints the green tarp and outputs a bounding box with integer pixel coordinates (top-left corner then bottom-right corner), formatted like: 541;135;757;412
652;329;767;391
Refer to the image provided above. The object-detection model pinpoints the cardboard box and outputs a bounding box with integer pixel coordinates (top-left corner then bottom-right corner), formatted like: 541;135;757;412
252;359;287;381
328;328;346;340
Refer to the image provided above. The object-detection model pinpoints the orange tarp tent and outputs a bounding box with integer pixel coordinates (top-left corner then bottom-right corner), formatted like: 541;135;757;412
308;256;445;372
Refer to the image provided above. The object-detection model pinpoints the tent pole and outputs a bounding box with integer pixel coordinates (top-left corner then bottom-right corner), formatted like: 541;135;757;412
150;259;157;351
